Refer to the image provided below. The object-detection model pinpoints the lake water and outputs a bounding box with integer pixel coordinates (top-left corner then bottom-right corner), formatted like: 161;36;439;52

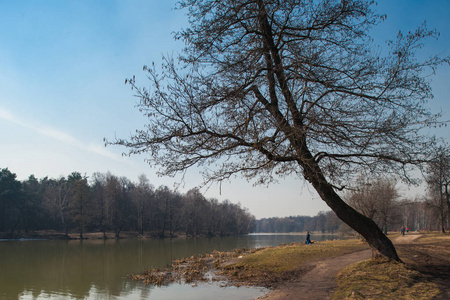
0;233;342;299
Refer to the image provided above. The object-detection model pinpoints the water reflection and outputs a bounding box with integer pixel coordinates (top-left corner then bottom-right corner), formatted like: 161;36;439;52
0;234;342;299
19;282;266;300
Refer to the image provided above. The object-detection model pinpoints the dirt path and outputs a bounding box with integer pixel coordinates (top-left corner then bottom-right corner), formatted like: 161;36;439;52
392;233;422;244
257;249;372;300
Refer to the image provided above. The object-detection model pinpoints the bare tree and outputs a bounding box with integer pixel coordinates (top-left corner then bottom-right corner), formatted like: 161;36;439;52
346;176;399;234
154;185;174;237
0;168;22;234
44;176;74;236
182;188;208;236
346;176;379;221
70;174;91;239
426;145;450;233
132;174;154;235
91;172;108;238
110;0;448;260
105;173;122;238
395;197;432;232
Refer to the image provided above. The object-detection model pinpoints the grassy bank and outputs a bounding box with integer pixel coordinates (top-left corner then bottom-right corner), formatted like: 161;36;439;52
220;239;369;287
131;238;369;287
334;258;440;299
131;233;450;299
333;233;450;299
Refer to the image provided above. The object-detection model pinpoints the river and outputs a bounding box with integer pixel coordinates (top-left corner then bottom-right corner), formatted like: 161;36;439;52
0;233;342;299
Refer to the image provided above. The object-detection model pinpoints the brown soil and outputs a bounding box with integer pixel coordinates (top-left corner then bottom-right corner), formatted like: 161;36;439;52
396;234;450;300
257;233;450;300
256;249;372;300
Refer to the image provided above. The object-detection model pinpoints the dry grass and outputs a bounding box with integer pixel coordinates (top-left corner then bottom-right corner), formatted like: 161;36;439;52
334;258;440;300
333;232;450;300
229;240;368;273
414;231;450;244
220;239;368;287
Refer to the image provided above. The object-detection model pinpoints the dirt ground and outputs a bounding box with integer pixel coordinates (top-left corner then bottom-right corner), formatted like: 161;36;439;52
257;249;372;300
257;234;450;300
395;234;450;300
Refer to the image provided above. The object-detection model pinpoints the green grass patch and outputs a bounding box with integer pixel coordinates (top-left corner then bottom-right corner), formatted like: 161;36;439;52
334;258;440;299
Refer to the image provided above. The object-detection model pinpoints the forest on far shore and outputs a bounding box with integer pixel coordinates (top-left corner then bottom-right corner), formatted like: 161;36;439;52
1;167;448;239
0;168;255;239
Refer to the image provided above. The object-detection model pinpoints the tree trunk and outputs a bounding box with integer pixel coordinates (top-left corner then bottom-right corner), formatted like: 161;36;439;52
301;154;401;261
79;196;84;239
312;176;400;260
0;200;5;232
9;207;23;237
60;207;69;236
100;202;107;239
440;182;446;233
446;184;450;230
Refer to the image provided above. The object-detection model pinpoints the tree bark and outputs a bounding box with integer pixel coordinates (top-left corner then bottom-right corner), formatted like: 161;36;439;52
301;151;401;261
446;184;450;230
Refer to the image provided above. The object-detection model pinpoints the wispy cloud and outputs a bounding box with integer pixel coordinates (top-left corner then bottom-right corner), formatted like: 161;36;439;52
0;107;123;162
0;108;16;123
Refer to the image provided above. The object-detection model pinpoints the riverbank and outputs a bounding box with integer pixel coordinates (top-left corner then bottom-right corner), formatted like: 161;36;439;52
131;232;450;299
130;239;370;289
1;230;348;241
236;232;450;299
0;230;201;240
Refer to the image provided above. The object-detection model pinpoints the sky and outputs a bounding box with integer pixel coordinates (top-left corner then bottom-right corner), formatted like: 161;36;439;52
1;1;449;219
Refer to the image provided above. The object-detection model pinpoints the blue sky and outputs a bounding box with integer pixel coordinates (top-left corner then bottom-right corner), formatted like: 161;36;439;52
1;1;449;219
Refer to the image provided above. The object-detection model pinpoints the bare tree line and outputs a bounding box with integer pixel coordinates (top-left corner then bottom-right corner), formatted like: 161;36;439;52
256;172;450;234
2;155;448;239
346;174;449;234
0;168;255;238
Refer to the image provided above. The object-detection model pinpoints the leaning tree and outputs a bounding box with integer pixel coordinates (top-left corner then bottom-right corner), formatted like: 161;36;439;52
109;0;449;261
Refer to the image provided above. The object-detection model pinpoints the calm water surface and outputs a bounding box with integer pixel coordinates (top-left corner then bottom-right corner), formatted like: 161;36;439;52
0;234;342;299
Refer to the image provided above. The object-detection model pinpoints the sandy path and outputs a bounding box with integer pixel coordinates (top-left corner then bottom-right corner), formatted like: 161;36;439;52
257;249;372;300
392;233;422;244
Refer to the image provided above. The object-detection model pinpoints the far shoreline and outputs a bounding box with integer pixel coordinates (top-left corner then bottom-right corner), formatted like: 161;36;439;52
0;231;352;241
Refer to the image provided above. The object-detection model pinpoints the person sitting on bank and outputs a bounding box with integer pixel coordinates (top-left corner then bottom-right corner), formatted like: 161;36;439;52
306;231;312;245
